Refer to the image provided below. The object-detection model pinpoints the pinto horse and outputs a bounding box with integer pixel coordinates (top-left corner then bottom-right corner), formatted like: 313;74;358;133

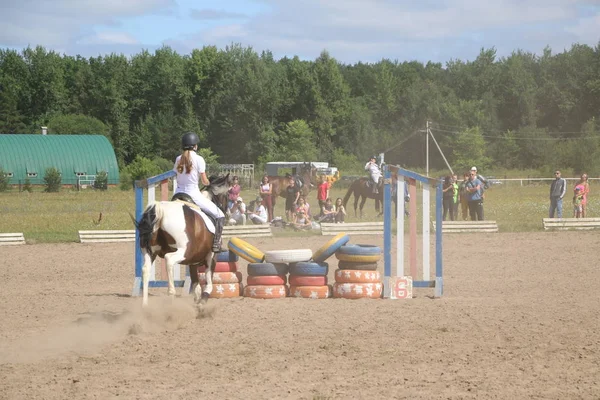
134;174;230;307
268;163;314;210
342;176;409;218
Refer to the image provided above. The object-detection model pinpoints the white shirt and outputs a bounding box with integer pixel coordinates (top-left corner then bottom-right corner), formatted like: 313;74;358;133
251;204;268;223
174;152;206;193
365;161;381;178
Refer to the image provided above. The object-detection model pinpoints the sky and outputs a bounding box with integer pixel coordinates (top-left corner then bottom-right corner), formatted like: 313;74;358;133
0;0;598;64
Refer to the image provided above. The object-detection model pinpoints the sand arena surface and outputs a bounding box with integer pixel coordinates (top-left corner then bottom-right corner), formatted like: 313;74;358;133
0;232;599;399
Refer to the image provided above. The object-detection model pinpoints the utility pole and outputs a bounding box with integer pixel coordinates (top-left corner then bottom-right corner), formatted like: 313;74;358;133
426;120;429;176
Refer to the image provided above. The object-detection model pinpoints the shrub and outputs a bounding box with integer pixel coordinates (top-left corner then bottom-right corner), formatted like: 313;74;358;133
0;168;9;192
22;178;32;193
94;171;108;191
119;169;133;191
44;167;62;192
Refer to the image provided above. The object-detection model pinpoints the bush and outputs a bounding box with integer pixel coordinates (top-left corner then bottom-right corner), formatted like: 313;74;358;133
94;171;108;191
0;168;10;192
44;167;62;192
119;169;133;191
22;178;32;193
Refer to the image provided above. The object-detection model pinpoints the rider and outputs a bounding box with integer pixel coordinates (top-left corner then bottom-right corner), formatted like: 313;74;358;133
173;132;225;252
364;155;382;194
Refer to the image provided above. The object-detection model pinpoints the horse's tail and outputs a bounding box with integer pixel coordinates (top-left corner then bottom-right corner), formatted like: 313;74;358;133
342;184;355;208
133;202;163;254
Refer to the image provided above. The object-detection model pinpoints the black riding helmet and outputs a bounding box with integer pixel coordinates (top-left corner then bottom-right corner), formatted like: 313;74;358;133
181;132;199;150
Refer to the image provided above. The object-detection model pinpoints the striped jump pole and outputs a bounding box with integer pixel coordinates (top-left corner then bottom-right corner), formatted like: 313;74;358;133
132;170;183;296
383;165;443;299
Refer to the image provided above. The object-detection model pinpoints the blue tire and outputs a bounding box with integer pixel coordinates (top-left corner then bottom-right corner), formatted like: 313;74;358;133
312;233;350;263
247;262;289;277
289;261;329;276
336;244;381;256
216;251;239;262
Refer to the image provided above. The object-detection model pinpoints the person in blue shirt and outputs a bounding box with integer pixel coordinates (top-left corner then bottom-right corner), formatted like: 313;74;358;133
465;170;484;221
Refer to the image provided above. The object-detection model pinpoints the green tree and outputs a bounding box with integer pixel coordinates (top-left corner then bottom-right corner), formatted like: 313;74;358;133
43;167;62;192
0;168;10;192
48;114;108;136
94;171;108;190
276;120;318;161
451;127;492;172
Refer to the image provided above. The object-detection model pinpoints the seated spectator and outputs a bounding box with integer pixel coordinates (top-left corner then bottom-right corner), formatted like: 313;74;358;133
334;197;346;223
247;196;269;225
291;210;312;231
317;198;336;223
296;196;310;216
228;197;246;226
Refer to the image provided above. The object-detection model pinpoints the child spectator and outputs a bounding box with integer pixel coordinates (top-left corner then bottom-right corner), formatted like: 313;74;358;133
573;185;584;218
317;198;336;223
316;176;330;209
334;197;346;223
228;176;241;211
291;210;312;230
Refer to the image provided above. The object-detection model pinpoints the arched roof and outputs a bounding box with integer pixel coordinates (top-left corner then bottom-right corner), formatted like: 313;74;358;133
0;134;119;185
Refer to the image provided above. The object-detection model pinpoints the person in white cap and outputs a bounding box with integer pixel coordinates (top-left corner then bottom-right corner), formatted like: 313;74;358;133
470;167;488;219
228;196;246;225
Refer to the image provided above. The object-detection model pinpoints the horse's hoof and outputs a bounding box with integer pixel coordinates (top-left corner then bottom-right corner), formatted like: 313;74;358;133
199;292;210;305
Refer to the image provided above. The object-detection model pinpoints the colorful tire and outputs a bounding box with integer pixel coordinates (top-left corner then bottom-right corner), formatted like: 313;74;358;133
335;244;381;263
337;261;378;271
206;283;241;298
215;251;239;262
243;285;288;299
197;262;238;273
312;233;350;263
334;269;381;284
247;275;287;285
198;271;242;284
289;285;331;299
332;282;383;299
228;237;265;263
264;249;312;264
289;275;327;286
247;262;289;276
289;261;328;276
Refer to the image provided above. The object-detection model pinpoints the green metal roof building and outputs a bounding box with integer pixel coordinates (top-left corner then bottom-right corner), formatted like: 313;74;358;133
0;134;119;185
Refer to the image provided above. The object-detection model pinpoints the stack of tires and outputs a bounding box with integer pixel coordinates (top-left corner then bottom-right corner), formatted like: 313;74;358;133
332;244;383;299
288;261;330;299
198;250;243;298
244;261;289;299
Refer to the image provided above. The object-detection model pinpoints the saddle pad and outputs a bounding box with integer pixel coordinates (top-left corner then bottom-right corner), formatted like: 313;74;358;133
180;203;215;234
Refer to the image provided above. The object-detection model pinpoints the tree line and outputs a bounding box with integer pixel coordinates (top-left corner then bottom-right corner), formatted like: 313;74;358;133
1;43;599;176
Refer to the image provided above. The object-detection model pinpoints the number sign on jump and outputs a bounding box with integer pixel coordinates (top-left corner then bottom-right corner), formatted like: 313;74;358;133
390;276;413;300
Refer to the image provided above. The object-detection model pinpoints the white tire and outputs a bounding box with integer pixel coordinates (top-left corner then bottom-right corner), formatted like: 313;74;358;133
264;249;313;264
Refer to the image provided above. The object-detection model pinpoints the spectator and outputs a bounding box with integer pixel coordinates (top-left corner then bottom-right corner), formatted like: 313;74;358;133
471;167;488;219
285;177;300;221
228;197;246;226
316;176;330;209
296;196;310;216
459;173;470;221
452;174;459;220
575;173;590;218
317;198;336;223
259;175;273;222
549;170;567;218
227;175;241;211
291;209;312;230
466;170;484;221
573;186;584;218
442;175;455;221
247;196;269;225
334;197;346;223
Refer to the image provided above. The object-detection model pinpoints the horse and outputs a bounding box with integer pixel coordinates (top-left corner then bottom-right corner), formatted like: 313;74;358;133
342;176;409;218
268;162;314;211
133;174;230;307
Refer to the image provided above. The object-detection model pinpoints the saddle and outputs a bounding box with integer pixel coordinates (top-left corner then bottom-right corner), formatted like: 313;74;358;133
366;177;383;190
170;193;217;225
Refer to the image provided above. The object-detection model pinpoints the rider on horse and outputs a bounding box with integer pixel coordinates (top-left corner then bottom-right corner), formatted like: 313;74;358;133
365;155;382;194
173;132;225;252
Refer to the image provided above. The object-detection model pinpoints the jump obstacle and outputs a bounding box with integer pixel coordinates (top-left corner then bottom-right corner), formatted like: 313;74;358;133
382;165;443;298
0;233;26;246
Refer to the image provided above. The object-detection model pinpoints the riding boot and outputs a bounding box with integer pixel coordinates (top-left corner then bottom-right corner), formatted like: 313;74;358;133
372;183;379;194
212;217;226;253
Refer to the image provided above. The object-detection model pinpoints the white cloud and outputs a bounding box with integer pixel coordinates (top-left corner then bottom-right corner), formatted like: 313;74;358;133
190;8;247;20
78;31;139;45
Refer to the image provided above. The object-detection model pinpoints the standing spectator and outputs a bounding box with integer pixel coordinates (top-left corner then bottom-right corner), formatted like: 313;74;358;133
471;167;488;219
285;177;301;221
459;173;470;221
573;186;584;218
549;170;567;218
316;176;330;209
259;175;273;222
247;196;269;225
452;174;459;220
466;170;484;221
575;173;590;218
442;175;455;221
334;197;346;223
228;175;241;211
228;197;247;226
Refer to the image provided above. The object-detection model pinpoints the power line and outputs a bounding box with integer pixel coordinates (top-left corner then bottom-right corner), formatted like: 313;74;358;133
429;121;593;137
379;129;422;154
429;127;600;141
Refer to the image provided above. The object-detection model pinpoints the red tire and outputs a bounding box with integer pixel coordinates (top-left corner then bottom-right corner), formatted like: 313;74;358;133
243;285;288;299
332;282;383;299
289;275;327;286
247;275;287;285
289;285;331;299
205;283;241;298
198;271;242;284
334;269;381;284
198;262;237;273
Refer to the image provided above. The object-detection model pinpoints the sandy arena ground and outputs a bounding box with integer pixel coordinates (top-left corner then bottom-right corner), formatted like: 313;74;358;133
0;232;599;399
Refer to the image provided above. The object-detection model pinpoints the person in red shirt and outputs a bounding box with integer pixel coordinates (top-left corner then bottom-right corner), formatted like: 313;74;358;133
316;176;330;209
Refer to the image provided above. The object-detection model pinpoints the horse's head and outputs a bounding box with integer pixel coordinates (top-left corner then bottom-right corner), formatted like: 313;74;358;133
204;173;230;214
300;162;316;189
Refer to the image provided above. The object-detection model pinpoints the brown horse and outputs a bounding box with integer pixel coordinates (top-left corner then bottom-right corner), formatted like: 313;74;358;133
268;163;315;211
134;174;230;307
342;176;406;218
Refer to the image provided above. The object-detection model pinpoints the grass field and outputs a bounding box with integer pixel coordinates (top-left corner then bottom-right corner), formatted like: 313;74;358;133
0;181;596;242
